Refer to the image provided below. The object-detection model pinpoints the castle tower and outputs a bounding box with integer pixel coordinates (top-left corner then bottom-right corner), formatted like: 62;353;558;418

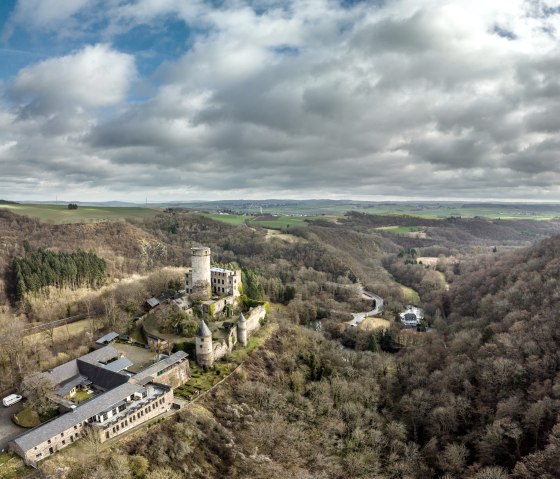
191;247;211;300
237;312;247;347
195;319;214;367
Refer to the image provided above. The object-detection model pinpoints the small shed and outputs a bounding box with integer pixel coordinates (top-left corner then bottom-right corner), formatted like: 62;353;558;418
146;297;160;309
95;332;120;345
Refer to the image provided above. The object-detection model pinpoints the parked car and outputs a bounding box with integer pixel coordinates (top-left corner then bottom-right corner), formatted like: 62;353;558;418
2;394;22;407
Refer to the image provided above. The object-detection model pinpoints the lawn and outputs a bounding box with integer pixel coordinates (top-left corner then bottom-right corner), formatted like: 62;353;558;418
200;212;249;225
72;390;93;403
0;204;161;224
12;407;40;428
400;284;421;305
0;452;29;479
24;318;99;347
358;317;391;331
174;363;234;401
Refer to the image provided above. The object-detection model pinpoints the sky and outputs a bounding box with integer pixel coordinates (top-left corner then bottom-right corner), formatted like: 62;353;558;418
1;0;560;202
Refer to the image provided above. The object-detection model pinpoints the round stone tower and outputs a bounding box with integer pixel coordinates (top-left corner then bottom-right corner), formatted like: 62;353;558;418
237;312;247;347
191;247;211;300
195;319;214;367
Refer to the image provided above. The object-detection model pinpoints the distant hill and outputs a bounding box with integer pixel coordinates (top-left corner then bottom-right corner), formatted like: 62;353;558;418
0;199;19;205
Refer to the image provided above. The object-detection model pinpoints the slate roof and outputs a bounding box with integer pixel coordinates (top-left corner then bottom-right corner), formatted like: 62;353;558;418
195;320;212;337
10;347;185;455
133;351;188;382
11;382;143;452
101;357;133;373
95;332;119;345
77;360;129;391
237;313;246;324
146;297;160;308
56;375;89;397
44;346;121;387
210;267;235;274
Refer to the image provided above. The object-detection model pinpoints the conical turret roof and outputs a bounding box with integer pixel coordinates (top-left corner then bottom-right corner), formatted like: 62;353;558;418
237;312;246;324
196;319;212;337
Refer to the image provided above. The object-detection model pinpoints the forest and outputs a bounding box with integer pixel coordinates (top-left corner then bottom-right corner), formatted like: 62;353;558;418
12;249;106;300
1;208;560;478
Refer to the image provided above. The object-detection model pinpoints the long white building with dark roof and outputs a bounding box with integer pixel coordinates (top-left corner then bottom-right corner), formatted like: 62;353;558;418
10;347;189;467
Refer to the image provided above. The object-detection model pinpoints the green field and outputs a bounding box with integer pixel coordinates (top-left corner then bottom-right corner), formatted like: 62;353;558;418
201;212;333;230
201;212;249;225
400;284;421;305
187;200;560;220
0;204;161;224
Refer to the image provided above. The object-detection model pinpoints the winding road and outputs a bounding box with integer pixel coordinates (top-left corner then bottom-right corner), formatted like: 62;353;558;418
349;289;384;327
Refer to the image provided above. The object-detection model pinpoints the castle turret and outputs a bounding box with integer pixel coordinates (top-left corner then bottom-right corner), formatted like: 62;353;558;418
237;312;247;347
195;319;214;367
191;247;211;300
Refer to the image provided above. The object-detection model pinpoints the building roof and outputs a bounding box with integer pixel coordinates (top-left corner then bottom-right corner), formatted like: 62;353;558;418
237;312;246;324
146;297;160;308
95;332;119;345
210;267;235;274
56;375;89;397
101;357;133;373
195;320;212;337
10;347;187;454
132;351;188;383
77;360;129;391
44;346;121;387
11;382;143;452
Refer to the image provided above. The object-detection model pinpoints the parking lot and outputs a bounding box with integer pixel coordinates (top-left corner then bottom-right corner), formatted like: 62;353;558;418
0;400;25;452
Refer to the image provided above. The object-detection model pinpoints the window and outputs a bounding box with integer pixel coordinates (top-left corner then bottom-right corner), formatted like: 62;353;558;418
48;439;51;444
61;440;65;445
106;432;110;439
74;425;77;430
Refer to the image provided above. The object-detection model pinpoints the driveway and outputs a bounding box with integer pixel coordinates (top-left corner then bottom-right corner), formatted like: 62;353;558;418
0;401;25;452
349;289;384;327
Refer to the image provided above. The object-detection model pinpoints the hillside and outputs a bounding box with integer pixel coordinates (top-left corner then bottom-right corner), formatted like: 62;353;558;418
0;203;160;224
1;209;560;476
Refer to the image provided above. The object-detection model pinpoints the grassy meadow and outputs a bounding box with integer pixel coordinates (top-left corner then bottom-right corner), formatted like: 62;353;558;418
0;203;161;224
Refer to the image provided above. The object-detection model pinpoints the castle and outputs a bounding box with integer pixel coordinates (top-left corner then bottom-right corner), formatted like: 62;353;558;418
185;247;241;301
194;309;265;368
185;246;265;367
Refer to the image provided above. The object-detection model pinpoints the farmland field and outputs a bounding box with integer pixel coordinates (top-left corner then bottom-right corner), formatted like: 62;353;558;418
186;199;560;220
200;212;249;225
200;212;333;230
0;204;161;224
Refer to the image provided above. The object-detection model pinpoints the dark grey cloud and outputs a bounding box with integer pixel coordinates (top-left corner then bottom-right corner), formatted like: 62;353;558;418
5;0;560;201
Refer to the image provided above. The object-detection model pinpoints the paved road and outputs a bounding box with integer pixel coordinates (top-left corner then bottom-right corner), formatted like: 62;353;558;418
0;402;25;452
349;289;384;327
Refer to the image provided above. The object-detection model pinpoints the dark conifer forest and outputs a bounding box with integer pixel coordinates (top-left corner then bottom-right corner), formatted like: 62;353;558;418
12;249;106;299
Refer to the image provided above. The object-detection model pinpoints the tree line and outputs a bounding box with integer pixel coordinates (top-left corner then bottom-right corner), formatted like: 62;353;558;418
13;249;106;300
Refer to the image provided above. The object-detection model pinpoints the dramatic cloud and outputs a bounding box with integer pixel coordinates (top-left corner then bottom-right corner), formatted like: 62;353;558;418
11;44;135;114
2;0;560;201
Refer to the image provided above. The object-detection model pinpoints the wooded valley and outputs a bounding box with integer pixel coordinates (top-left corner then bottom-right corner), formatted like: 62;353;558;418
1;208;560;478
